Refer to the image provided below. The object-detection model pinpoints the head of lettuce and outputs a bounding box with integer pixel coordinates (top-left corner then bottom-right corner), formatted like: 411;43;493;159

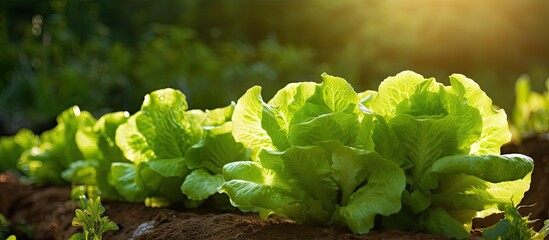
220;71;533;238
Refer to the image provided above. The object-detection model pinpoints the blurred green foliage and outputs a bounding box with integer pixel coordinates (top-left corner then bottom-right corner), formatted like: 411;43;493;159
0;128;38;171
512;75;549;140
1;0;548;135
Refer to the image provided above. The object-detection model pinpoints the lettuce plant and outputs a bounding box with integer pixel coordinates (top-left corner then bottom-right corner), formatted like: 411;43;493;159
61;111;133;201
0;129;38;172
222;71;534;238
18;106;96;184
115;88;249;207
361;71;533;238
221;74;406;233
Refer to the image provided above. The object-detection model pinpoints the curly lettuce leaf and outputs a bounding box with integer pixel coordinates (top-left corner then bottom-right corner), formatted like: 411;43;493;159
231;74;358;160
332;144;405;233
116;88;198;165
431;154;533;183
446;74;511;154
181;104;250;203
185;122;249;174
288;112;359;147
231;86;280;159
431;155;532;220
365;71;508;158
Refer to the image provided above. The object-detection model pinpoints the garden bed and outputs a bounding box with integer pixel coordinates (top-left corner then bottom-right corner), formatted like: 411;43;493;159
1;134;547;240
0;173;449;240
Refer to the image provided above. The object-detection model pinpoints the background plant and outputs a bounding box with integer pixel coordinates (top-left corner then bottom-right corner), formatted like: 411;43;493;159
1;0;548;135
511;75;549;141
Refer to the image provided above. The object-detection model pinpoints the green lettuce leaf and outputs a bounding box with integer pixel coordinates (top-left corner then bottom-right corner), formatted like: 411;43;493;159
415;208;471;239
116;88;198;164
180;169;224;201
332;144;405;233
446;74;511;155
109;162;147;202
185;122;250;174
182;104;250;204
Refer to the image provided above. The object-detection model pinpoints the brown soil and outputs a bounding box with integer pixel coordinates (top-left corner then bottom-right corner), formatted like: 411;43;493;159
0;134;547;240
502;134;549;230
0;173;450;240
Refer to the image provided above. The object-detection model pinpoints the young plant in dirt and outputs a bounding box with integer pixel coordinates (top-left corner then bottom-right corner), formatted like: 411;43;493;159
482;206;549;240
360;71;533;238
114;88;249;207
221;74;406;233
70;196;118;240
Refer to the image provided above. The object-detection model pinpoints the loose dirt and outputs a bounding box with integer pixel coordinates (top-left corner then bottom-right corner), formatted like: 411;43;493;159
0;172;450;240
501;134;549;231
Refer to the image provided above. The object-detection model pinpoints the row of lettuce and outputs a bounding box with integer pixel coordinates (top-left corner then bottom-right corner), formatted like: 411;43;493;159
0;71;547;239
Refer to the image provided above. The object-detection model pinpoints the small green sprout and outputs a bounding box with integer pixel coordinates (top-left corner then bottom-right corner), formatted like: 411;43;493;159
482;205;549;240
69;196;118;240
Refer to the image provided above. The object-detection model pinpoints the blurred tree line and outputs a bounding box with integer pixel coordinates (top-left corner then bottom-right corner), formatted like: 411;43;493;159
1;0;548;135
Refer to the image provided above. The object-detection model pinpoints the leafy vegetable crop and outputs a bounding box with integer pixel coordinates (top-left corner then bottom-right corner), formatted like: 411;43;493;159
360;71;533;238
113;88;249;207
222;71;534;238
2;89;249;209
62;111;132;201
18;106;96;184
221;74;405;233
0;70;540;239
